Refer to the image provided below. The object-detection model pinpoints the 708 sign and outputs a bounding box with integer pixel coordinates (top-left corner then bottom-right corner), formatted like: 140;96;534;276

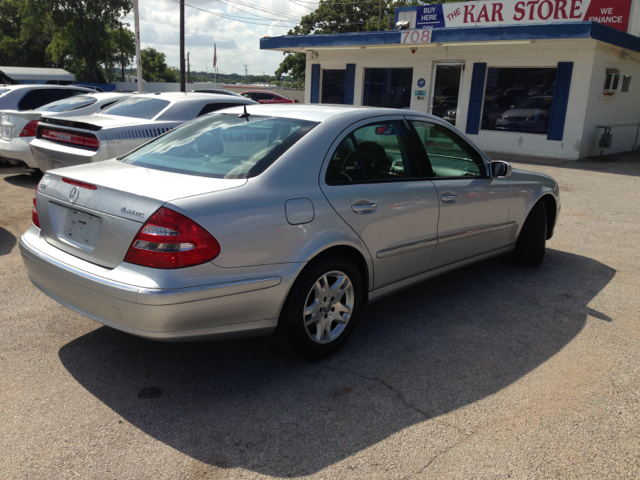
400;29;433;44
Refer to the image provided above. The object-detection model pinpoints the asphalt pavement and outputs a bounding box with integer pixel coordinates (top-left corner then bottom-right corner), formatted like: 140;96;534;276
0;157;639;479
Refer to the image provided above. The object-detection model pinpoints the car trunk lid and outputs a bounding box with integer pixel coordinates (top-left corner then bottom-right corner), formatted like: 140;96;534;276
36;160;246;268
0;110;40;140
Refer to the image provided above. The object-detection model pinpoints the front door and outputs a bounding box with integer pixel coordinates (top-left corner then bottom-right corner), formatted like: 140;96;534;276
429;63;463;128
407;117;513;270
321;117;440;289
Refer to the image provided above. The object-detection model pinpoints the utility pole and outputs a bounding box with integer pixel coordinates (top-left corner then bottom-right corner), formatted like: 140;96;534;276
187;52;191;84
244;65;249;84
180;0;185;92
133;0;142;93
378;0;382;31
119;22;129;83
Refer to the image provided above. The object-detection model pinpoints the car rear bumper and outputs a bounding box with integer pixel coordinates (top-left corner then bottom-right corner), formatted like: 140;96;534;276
20;227;298;341
0;137;38;169
30;138;108;172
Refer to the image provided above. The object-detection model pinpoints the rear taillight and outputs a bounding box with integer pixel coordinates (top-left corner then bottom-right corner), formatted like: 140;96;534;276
124;207;220;269
19;120;39;137
32;194;40;228
40;128;99;150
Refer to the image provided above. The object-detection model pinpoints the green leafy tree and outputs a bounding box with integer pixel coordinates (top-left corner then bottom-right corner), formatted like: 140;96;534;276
140;47;177;82
47;0;132;82
0;0;54;67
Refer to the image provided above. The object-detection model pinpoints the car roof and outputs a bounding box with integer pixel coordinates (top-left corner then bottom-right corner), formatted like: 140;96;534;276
214;104;434;123
0;84;92;91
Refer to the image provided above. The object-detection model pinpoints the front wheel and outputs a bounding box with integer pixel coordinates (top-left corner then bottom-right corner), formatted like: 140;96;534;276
513;201;547;266
273;256;363;360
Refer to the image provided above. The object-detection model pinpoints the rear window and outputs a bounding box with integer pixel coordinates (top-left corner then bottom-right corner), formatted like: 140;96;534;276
120;114;317;179
100;97;170;119
37;95;97;112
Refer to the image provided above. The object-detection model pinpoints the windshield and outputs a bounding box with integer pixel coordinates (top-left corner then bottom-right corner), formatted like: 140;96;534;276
120;114;318;179
37;95;97;112
100;97;169;119
515;97;553;110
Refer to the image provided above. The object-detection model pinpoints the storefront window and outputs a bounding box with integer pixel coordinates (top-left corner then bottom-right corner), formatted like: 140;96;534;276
322;69;346;104
483;67;557;135
363;68;412;109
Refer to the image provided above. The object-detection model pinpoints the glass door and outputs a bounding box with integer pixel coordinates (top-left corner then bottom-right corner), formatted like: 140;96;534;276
429;63;463;127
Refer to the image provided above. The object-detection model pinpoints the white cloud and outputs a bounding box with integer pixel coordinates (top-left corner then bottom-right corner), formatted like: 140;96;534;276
122;0;311;77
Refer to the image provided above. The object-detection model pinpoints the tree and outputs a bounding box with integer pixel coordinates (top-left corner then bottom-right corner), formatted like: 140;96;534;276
47;0;132;82
0;0;54;67
275;0;455;83
140;47;176;82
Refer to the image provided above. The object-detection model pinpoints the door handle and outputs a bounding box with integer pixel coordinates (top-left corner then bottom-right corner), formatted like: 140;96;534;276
351;202;377;214
440;192;457;203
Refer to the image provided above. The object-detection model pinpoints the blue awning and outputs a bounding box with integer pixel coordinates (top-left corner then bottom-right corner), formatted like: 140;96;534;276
260;21;640;54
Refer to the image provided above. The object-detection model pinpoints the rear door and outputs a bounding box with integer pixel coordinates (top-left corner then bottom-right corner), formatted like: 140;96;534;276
406;117;513;270
320;116;439;289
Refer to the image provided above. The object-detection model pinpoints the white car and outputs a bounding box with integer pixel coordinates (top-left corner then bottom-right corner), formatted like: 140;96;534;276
0;92;130;169
29;92;258;172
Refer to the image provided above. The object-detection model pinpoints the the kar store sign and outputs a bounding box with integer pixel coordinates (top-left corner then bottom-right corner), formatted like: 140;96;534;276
415;0;632;32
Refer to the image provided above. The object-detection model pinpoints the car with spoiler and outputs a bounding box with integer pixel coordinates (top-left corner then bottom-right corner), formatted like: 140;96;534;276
20;104;560;360
0;92;130;169
29;92;258;172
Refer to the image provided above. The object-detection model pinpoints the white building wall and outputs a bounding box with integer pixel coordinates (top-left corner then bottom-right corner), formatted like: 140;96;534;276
579;43;640;157
305;38;603;160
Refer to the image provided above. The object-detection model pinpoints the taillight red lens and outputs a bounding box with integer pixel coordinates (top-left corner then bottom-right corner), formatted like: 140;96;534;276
19;120;39;137
124;207;220;269
41;128;99;149
32;194;40;228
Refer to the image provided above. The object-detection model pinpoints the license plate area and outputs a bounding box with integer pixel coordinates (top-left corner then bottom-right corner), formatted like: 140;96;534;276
48;202;103;251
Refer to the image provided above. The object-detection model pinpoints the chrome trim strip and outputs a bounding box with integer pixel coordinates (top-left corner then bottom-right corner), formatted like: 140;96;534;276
438;221;516;245
137;277;283;305
368;245;516;304
377;237;438;259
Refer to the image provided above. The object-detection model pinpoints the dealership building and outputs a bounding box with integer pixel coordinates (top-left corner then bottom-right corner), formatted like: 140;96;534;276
261;0;640;160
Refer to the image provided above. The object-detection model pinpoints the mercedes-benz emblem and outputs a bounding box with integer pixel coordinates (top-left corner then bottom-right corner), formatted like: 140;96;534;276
69;186;79;204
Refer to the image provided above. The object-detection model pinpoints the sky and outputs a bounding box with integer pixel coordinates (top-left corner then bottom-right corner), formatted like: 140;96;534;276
121;0;312;78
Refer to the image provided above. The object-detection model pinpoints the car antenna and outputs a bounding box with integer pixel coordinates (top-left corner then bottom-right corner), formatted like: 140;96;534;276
238;104;250;120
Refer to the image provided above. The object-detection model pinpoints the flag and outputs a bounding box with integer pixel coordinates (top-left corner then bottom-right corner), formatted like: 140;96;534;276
213;44;217;68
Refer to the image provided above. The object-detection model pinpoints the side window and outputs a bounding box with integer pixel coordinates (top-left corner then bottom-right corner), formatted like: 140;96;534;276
325;120;416;185
18;90;52;110
411;121;485;178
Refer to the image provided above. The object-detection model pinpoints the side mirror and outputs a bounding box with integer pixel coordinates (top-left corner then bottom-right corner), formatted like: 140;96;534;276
491;160;512;177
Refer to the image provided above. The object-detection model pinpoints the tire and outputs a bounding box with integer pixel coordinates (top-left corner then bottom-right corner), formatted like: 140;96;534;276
513;201;547;266
273;255;363;360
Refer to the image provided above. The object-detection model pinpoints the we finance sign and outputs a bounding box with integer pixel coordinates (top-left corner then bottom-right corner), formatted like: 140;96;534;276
415;0;632;32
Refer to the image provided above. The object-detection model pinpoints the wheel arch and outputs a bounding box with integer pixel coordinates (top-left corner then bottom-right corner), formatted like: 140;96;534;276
538;193;558;240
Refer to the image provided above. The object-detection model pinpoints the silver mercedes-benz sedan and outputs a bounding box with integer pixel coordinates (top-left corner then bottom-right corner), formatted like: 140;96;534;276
20;105;560;359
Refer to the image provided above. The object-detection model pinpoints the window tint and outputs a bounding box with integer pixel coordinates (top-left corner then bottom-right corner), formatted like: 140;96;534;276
363;68;412;109
412;121;485;178
322;69;346;104
484;67;557;134
18;89;74;110
255;92;275;101
197;102;243;117
100;97;170;119
36;95;97;112
326;120;415;185
121;114;317;179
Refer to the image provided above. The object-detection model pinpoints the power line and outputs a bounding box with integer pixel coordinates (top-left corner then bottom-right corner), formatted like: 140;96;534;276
215;0;302;21
171;0;299;27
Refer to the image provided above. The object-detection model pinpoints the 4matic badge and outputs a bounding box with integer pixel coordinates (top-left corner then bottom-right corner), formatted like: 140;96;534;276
121;206;144;217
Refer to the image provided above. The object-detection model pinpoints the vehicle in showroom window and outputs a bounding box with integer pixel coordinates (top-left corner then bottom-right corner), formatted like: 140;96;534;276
29;92;258;172
20;105;559;360
0;92;131;170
